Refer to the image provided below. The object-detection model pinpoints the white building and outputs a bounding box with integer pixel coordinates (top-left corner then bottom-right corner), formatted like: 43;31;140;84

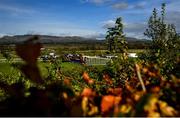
128;53;138;58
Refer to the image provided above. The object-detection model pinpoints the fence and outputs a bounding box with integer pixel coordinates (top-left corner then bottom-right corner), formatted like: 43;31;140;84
82;56;111;65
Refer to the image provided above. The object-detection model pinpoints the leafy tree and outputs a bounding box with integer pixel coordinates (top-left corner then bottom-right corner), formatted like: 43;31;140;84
143;3;180;76
106;17;128;54
144;3;180;51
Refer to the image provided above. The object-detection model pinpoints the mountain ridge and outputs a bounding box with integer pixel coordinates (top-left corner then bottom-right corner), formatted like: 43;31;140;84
0;34;150;45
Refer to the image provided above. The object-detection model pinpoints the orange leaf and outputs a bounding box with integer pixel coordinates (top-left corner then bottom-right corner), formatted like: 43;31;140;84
150;86;160;93
148;72;157;77
81;88;96;98
101;95;121;113
63;78;71;86
88;79;94;84
107;88;122;96
82;72;94;84
125;83;133;92
83;72;90;80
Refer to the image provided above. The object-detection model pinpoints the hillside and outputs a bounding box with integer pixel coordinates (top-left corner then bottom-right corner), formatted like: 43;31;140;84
0;35;151;49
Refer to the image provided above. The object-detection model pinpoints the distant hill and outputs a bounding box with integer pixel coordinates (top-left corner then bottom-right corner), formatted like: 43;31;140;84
0;35;101;44
0;34;151;49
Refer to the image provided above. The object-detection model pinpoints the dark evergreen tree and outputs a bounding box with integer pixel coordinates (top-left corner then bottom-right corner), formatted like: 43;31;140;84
106;17;128;55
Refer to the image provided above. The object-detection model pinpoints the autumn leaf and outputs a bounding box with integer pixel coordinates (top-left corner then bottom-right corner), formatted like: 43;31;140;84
82;72;94;84
101;95;121;113
81;88;96;98
107;88;122;96
158;101;178;116
150;86;160;93
81;97;88;116
63;78;71;86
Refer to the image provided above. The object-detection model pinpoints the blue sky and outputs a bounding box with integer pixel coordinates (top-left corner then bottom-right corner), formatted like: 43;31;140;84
0;0;180;39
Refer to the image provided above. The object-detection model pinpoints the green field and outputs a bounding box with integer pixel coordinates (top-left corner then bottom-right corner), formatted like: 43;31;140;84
0;61;85;79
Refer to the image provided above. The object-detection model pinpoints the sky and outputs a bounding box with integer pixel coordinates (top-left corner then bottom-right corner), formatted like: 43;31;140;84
0;0;180;39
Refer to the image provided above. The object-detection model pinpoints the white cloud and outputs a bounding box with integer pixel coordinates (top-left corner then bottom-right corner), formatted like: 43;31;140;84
166;11;180;32
102;20;115;28
112;2;128;10
101;19;147;38
124;22;146;33
91;0;109;4
126;32;145;39
124;22;147;39
84;32;105;39
0;33;6;38
0;21;102;38
82;0;111;4
166;0;180;11
132;1;147;9
0;4;35;15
